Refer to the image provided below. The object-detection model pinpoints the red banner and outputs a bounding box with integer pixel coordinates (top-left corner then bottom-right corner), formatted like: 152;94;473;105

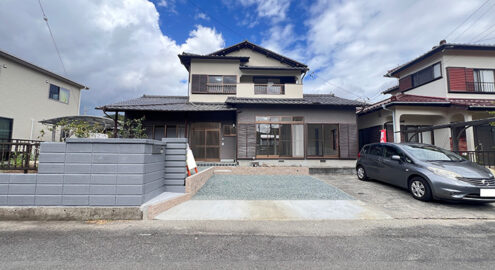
380;129;387;143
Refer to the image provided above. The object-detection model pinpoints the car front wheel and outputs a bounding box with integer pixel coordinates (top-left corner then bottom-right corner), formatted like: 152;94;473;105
409;177;432;202
356;166;368;181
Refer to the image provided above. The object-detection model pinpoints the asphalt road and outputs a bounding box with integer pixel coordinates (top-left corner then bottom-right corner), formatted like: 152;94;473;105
1;219;495;269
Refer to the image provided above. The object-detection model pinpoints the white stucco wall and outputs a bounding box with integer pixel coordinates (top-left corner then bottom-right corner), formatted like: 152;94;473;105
225;48;290;67
188;48;305;102
444;50;495;99
0;56;83;140
392;54;447;97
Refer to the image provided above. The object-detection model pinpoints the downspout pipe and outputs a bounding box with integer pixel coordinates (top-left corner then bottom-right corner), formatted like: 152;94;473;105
381;104;396;142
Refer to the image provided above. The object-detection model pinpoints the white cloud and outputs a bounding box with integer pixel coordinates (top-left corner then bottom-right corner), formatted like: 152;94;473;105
238;0;291;22
195;12;210;21
157;0;167;7
0;0;224;115
300;0;491;102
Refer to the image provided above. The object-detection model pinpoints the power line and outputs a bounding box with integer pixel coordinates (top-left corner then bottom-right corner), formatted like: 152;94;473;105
453;0;495;42
38;0;67;75
472;22;495;43
443;0;491;40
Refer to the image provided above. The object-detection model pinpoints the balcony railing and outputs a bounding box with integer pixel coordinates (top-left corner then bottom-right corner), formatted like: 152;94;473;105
254;84;285;95
205;83;237;94
0;139;41;173
466;82;495;93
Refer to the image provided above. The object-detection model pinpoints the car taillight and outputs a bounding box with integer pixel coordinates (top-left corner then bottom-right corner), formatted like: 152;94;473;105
357;152;361;158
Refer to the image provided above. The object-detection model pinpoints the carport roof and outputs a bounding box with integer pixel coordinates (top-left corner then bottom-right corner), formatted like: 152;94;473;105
358;94;495;115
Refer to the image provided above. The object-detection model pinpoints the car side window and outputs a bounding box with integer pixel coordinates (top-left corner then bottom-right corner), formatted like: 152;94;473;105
368;145;383;156
383;146;400;159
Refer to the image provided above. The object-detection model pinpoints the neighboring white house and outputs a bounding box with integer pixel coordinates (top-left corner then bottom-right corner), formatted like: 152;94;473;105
358;41;495;153
0;49;88;141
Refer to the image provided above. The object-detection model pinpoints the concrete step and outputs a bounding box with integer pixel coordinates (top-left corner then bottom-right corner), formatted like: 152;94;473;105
309;167;355;175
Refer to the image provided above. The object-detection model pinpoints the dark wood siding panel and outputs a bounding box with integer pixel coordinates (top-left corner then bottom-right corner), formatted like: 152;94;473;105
237;124;255;159
398;75;412;91
237;124;247;158
191;74;207;93
246;124;256;158
348;123;358;158
339;124;349;158
339;123;358;159
447;67;467;92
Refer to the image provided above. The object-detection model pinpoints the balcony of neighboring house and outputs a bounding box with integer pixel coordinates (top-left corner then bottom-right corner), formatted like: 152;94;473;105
448;68;495;94
237;75;303;99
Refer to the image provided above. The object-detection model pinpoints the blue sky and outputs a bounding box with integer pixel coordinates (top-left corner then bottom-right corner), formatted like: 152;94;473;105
0;0;493;115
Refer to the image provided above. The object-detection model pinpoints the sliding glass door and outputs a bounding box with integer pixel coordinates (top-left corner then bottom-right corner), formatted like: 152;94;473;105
189;122;221;161
255;116;304;158
307;124;339;157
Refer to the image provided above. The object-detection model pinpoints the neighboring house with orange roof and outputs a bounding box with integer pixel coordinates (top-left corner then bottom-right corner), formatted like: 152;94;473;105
358;41;495;153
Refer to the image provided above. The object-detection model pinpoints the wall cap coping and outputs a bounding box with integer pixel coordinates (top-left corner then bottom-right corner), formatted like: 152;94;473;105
64;138;166;145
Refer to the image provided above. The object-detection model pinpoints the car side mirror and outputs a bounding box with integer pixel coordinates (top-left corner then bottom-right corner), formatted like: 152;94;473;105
391;155;401;161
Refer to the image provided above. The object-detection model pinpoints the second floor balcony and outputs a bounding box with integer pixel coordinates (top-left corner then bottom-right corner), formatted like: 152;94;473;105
466;81;495;93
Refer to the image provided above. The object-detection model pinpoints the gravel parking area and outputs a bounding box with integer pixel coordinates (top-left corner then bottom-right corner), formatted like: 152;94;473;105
193;175;354;200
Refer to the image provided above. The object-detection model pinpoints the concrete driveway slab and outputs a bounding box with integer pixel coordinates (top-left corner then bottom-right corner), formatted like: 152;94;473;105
155;200;391;220
155;174;390;220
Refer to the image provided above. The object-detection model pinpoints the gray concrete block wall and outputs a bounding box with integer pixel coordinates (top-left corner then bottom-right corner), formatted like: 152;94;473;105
162;138;187;193
1;138;187;207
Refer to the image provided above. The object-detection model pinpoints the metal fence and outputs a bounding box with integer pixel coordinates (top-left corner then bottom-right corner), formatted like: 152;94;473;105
455;150;495;168
0;139;41;172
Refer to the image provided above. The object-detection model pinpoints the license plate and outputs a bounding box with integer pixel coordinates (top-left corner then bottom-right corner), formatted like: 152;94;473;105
480;189;495;197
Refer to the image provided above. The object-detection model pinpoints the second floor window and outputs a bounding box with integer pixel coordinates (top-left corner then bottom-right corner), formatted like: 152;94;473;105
49;84;70;104
191;74;237;94
473;69;495;92
412;62;441;88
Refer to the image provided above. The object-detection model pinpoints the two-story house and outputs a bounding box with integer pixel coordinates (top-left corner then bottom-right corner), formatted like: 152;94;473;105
0;49;88;142
99;41;362;166
358;41;495;152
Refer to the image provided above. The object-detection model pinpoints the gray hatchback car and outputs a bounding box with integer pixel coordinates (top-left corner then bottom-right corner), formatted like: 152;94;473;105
356;143;495;202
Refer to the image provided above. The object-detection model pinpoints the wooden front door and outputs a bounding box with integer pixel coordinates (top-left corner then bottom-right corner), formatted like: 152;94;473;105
189;122;221;161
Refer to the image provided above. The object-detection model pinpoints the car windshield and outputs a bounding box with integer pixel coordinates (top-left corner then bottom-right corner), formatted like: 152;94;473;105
402;145;464;162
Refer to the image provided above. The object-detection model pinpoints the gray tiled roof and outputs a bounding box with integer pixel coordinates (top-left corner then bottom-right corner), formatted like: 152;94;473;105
226;94;364;106
98;94;363;112
97;95;235;111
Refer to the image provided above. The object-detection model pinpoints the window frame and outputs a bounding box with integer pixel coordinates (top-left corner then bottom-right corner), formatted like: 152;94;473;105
255;116;304;159
411;62;442;88
48;83;70;104
223;124;237;137
305;123;340;158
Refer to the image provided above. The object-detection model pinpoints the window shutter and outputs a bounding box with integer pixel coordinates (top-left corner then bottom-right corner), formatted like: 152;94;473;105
191;74;207;93
339;123;358;159
339;124;349;158
237;124;255;159
398;75;412;91
447;67;468;92
348;124;358;158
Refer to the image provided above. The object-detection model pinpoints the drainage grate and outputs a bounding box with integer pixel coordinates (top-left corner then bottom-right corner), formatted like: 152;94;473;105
197;162;238;167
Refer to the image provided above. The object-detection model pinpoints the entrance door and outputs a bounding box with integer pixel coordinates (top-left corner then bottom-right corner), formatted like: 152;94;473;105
190;123;221;161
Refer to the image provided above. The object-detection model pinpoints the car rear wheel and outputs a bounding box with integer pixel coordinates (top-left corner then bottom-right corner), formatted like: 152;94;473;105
356;166;368;181
409;177;432;202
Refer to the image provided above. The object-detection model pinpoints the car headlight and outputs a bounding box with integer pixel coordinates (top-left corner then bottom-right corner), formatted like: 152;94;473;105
427;167;461;180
